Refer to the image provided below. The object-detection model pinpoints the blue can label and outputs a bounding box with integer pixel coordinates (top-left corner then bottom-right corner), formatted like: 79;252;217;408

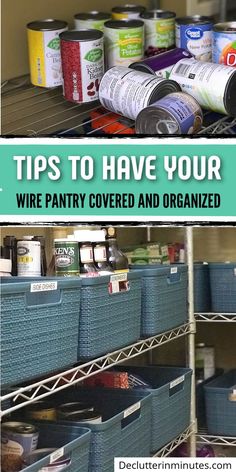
213;31;236;67
155;93;203;134
176;22;213;61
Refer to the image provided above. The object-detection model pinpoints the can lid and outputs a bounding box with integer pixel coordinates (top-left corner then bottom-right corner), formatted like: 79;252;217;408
213;22;236;32
112;5;146;13
74;12;111;21
224;69;236;117
176;15;212;25
27;19;68;31
104;19;144;29
60;29;103;41
2;422;38;434
0;258;12;273
141;9;176;19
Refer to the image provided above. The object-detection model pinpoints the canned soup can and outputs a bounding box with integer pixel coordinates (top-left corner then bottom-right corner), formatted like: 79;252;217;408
60;29;104;103
170;58;236;116
104;19;144;69
136;92;203;134
27;19;68;87
1;422;39;472
17;239;41;277
99;66;181;120
112;4;146;20
213;22;236;67
176;16;213;62
130;47;192;78
74;12;111;32
140;10;176;57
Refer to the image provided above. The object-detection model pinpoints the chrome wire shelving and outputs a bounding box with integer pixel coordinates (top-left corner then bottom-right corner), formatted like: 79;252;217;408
197;429;236;447
2;77;236;136
195;313;236;322
154;424;196;457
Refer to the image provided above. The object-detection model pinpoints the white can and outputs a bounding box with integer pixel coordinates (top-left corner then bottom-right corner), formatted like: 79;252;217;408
196;343;215;380
17;239;41;277
104;19;144;69
74;12;111;32
170;58;236;116
99;66;181;120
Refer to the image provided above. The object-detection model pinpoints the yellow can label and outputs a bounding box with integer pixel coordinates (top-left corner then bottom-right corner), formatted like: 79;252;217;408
28;30;46;87
112;12;129;20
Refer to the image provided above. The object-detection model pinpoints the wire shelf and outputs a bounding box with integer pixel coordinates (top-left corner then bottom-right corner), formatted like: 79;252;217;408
195;313;236;322
2;77;236;136
197;429;236;447
154;423;196;457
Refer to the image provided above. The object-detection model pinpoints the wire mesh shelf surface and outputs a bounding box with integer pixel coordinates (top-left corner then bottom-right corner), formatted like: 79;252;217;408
2;76;236;137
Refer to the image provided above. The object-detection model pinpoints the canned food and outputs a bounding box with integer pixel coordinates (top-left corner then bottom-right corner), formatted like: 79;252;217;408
54;239;80;276
60;30;104;103
176;16;213;62
17;238;41;277
27;19;68;87
130;47;192;79
196;343;215;380
74;12;111;32
99;66;181;120
62;410;102;424
25;401;57;421
213;22;236;67
25;448;71;471
104;20;144;69
1;422;39;472
136;92;203;134
170;58;236;116
140;10;176;57
57;402;94;418
112;4;146;20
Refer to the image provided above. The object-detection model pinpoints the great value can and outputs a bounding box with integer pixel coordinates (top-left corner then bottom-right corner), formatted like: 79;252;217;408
54;239;80;276
170;58;236;116
104;19;144;69
213;22;236;67
99;66;181;120
27;19;68;87
140;10;176;57
17;238;41;277
130;47;192;78
176;16;213;62
112;4;146;20
74;12;111;32
60;30;104;103
1;422;39;472
136;92;203;134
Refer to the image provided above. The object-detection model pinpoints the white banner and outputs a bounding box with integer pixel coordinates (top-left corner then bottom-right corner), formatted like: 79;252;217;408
114;457;236;471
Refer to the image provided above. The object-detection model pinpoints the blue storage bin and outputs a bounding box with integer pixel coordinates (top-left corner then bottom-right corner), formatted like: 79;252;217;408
204;369;236;436
78;272;141;360
130;265;188;337
194;263;211;313
48;387;151;472
120;365;192;452
196;369;224;428
209;263;236;313
22;423;91;472
1;276;81;387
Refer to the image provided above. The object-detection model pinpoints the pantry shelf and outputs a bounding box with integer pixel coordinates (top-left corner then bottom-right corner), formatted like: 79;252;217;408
2;77;236;136
197;430;236;447
0;322;193;418
153;423;196;457
195;313;236;322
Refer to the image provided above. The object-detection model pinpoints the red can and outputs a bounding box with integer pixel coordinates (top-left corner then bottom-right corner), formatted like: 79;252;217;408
60;30;104;103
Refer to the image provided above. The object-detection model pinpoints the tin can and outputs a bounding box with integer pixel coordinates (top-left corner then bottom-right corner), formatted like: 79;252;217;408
104;20;144;69
140;10;176;57
25;448;71;471
62;410;102;424
60;30;104;103
74;12;111;32
27;19;68;87
176;16;213;62
130;47;192;79
112;4;146;20
136;92;203;134
1;422;39;472
170;58;236;116
196;343;215;380
54;239;80;276
17;238;41;277
99;66;181;120
57;402;94;419
25;401;57;421
213;22;236;67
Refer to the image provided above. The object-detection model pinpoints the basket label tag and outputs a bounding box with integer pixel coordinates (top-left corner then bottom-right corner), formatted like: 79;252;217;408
170;375;185;389
123;401;141;418
50;447;64;463
171;267;178;274
109;273;129;294
30;281;58;292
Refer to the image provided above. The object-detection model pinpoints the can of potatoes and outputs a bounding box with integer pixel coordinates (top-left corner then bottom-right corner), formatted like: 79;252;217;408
74;12;111;32
104;19;144;69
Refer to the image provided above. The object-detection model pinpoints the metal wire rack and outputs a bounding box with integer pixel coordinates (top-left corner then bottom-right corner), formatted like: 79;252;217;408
195;312;236;322
2;76;236;136
197;429;236;447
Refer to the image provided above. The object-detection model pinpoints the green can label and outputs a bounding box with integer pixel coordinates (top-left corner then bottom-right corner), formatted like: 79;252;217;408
119;31;143;58
54;241;79;275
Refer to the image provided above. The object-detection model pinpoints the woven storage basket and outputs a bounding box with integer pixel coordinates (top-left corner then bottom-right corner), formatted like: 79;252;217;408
209;263;236;313
130;265;188;337
21;424;91;472
78;272;141;360
1;277;81;387
204;369;236;436
122;365;192;452
196;369;224;428
194;263;211;313
49;387;151;472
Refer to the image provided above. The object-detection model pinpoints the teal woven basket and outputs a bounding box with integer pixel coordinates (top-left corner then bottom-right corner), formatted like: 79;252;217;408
78;272;142;360
209;263;236;313
194;263;211;312
1;277;81;387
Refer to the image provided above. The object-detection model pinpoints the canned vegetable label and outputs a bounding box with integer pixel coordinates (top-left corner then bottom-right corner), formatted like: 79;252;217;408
104;23;144;68
54;240;79;275
143;17;175;55
176;20;213;62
